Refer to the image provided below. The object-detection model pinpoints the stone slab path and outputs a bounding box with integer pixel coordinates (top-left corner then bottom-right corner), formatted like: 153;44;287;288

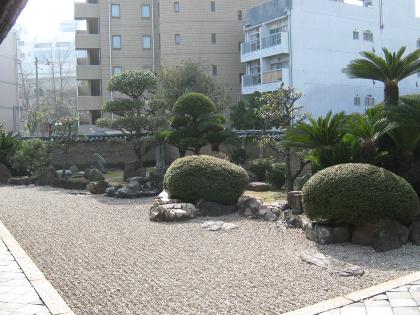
0;239;51;314
320;283;420;315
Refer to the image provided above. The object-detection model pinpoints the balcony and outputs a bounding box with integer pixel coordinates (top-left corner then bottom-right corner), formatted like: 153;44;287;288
76;65;101;80
241;32;289;63
242;69;289;95
74;2;99;19
77;96;103;111
75;33;101;49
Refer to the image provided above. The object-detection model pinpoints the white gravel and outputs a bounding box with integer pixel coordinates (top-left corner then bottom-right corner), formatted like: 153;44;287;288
0;185;419;315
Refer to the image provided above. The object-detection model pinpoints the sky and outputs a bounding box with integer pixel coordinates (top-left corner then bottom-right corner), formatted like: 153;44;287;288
15;0;74;42
13;0;420;42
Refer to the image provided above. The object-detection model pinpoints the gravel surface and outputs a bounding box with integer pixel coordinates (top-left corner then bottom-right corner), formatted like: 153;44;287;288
0;186;419;315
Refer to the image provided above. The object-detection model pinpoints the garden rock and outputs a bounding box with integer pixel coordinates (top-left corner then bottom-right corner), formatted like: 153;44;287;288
0;163;11;184
69;165;79;174
87;180;111;195
52;178;88;190
149;168;165;191
246;170;259;183
409;222;420;245
196;200;236;217
352;219;409;252
85;169;105;181
247;182;270;192
237;195;262;217
287;191;303;214
201;221;238;231
150;202;197;221
115;177;159;199
105;185;123;197
305;223;334;245
35;166;57;186
57;170;72;178
72;171;85;178
279;209;301;228
300;252;364;277
92;153;108;173
8;177;31;186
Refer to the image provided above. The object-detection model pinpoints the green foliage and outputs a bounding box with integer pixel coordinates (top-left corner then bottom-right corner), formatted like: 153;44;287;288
156;60;229;112
230;92;264;130
0;131;19;169
107;70;157;100
166;92;226;156
26;111;48;136
164;155;249;205
267;162;286;189
12;139;50;178
247;158;274;181
231;145;247;165
343;47;420;106
303;163;420;225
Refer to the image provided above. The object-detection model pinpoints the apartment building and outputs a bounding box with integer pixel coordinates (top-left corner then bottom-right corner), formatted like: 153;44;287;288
241;0;420;117
74;0;263;125
0;31;20;133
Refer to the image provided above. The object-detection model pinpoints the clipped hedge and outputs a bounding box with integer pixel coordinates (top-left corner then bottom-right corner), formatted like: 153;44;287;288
267;162;286;188
302;163;420;225
164;155;249;205
247;158;274;181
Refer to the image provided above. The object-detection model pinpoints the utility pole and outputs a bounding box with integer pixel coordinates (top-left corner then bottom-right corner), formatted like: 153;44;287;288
34;57;39;108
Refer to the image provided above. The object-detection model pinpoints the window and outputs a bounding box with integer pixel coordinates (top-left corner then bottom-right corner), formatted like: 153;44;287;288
211;33;216;44
113;66;122;75
417;39;420;48
212;65;218;76
363;30;373;42
142;35;151;49
354;95;361;106
353;30;359;40
112;35;121;49
210;1;215;12
141;4;151;18
174;2;180;13
238;10;243;21
111;4;120;17
365;95;375;107
175;34;181;45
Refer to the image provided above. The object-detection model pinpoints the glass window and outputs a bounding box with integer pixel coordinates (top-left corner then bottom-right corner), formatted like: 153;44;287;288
353;31;359;40
417;39;420;48
141;4;151;18
112;35;121;49
365;95;375;107
354;95;361;106
111;4;120;17
174;2;180;13
210;1;215;12
142;35;151;49
211;33;216;44
238;10;242;21
113;66;122;75
363;30;373;42
212;65;218;76
175;34;181;45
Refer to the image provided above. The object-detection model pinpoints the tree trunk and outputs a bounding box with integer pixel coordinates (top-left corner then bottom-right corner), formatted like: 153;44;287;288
384;82;399;107
211;143;220;152
360;139;377;164
179;148;186;157
194;147;201;155
399;149;414;173
285;147;294;192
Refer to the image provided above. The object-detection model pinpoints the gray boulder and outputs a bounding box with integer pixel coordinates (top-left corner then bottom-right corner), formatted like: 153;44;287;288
305;223;351;245
36;166;58;186
247;182;270;192
69;165;79;175
280;209;301;228
8;177;31;186
87;180;111;195
57;170;73;178
201;221;238;231
352;219;409;252
123;161;146;181
150;202;197;221
196;200;237;217
0;163;11;184
84;168;105;182
105;185;123;197
237;195;262;217
409;222;420;245
115;177;159;199
287;191;303;214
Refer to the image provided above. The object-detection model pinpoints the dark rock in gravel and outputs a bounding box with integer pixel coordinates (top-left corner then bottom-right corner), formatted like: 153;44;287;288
247;182;270;192
305;223;334;245
52;178;89;190
196;200;236;217
87;180;111;195
84;169;105;182
105;185;123;197
8;177;31;186
115;177;159;199
280;209;301;228
0;163;11;184
35;166;58;186
301;252;364;277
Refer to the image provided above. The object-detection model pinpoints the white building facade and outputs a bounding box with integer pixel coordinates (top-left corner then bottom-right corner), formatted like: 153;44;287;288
241;0;420;117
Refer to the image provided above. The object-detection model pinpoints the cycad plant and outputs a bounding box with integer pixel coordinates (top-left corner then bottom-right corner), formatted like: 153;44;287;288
346;106;398;163
343;47;420;107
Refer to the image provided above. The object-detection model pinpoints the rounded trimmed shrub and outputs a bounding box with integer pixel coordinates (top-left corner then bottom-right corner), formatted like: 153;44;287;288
164;155;249;205
302;163;420;226
247;158;274;181
267;162;286;189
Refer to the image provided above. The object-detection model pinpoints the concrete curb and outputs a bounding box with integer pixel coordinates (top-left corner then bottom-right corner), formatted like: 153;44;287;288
283;271;420;315
0;221;75;315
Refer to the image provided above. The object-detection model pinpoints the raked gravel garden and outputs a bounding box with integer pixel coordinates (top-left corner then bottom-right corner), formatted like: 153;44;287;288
0;185;419;315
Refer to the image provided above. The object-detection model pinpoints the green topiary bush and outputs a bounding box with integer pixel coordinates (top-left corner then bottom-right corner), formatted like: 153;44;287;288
302;163;420;226
164;155;249;205
267;162;286;189
247;158;274;181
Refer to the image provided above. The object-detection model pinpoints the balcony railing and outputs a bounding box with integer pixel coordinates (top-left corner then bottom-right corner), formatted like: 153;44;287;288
241;32;284;55
262;69;282;83
242;74;261;87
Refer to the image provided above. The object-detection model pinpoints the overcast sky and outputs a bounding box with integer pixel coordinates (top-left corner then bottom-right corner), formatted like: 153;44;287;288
14;0;420;42
16;0;74;42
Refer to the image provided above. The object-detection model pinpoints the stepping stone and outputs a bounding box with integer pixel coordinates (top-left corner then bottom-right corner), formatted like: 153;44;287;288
201;221;238;232
247;182;270;192
300;252;364;277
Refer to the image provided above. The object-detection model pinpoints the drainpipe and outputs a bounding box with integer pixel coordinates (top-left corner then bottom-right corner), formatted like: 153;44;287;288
151;0;156;72
107;0;113;103
287;9;293;86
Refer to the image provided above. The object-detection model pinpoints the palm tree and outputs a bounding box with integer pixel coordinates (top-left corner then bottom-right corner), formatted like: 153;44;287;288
343;47;420;107
346;107;398;163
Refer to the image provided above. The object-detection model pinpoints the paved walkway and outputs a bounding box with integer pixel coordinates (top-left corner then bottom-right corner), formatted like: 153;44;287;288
0;239;50;314
320;283;420;315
